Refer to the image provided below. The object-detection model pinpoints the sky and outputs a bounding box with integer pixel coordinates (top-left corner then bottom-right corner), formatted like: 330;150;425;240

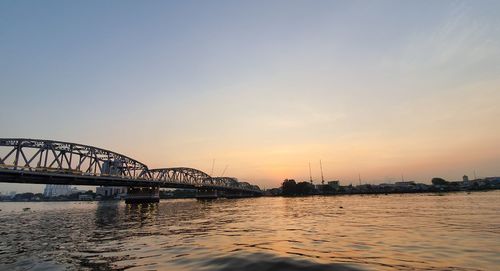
1;0;500;192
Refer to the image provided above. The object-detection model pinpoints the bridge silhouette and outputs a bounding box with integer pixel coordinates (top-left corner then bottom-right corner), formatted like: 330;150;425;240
0;138;262;202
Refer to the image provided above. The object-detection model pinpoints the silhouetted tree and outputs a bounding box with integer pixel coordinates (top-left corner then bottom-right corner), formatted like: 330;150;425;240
296;181;314;195
282;179;297;195
432;177;448;186
13;192;34;201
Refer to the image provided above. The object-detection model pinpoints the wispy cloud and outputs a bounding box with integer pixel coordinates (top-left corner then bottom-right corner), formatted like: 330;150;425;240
379;1;500;75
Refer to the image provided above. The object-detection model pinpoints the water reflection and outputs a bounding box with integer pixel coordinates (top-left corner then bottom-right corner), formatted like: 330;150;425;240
125;202;159;226
200;252;362;271
0;192;499;270
95;201;120;227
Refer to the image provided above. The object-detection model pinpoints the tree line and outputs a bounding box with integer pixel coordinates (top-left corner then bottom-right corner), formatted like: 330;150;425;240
281;179;315;196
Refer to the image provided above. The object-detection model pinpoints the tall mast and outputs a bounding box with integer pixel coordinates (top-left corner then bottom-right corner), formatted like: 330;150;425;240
309;162;313;184
320;160;324;185
220;165;228;177
210;159;215;176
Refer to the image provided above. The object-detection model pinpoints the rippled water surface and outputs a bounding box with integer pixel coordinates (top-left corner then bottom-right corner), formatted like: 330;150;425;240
1;191;499;270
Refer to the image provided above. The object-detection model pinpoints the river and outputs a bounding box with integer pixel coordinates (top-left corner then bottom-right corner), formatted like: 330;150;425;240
0;191;499;270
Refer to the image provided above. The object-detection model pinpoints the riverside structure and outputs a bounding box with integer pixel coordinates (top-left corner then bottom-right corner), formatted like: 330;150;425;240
0;138;262;203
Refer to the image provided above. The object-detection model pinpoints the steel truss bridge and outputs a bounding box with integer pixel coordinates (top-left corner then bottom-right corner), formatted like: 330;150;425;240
0;138;262;196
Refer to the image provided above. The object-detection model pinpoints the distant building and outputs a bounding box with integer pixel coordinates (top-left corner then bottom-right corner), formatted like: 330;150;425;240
484;177;500;182
43;185;73;197
353;184;373;193
327;180;340;189
96;186;126;198
483;177;500;187
394;181;416;187
314;184;325;190
101;160;123;176
463;175;469;182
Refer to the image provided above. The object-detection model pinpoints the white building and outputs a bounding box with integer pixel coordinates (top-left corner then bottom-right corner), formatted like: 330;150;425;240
96;186;127;198
43;184;73;197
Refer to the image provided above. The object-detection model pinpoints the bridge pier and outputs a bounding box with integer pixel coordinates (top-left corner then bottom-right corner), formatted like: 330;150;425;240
125;186;160;204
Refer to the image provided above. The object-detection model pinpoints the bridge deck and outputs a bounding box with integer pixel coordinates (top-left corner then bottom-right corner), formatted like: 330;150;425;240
0;168;259;194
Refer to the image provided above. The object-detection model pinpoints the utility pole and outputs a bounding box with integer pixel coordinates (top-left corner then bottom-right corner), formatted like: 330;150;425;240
320;160;325;185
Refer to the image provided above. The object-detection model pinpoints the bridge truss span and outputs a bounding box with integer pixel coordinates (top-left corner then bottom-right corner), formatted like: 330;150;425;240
149;168;261;193
0;138;150;180
0;138;262;195
150;167;213;186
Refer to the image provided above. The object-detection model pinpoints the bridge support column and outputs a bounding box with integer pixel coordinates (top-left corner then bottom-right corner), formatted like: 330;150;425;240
125;186;160;204
195;189;219;200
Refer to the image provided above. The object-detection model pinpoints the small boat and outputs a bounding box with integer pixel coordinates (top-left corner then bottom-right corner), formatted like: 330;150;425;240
23;207;31;211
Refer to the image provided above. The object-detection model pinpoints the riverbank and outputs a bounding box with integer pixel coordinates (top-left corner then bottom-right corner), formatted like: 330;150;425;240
266;177;500;197
266;188;498;198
